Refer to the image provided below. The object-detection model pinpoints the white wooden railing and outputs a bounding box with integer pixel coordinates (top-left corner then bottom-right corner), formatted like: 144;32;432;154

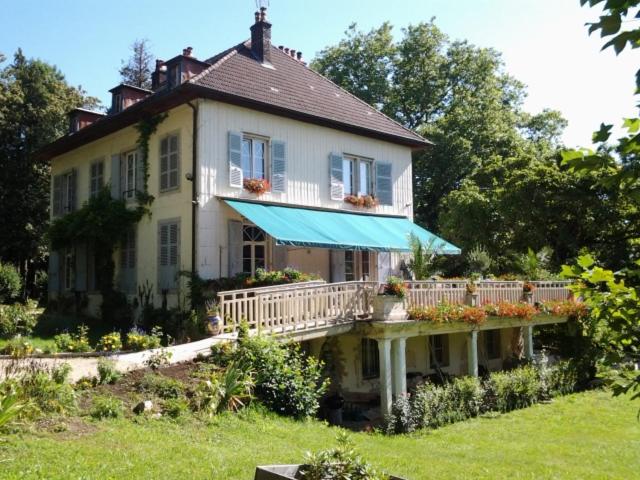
218;279;573;335
219;281;377;334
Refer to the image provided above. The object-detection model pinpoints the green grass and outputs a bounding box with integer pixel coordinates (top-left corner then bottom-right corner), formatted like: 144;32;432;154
0;335;58;352
0;390;637;479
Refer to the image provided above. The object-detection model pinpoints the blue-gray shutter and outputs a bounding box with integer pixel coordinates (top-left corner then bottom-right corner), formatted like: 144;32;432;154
48;251;60;294
158;221;179;291
135;148;145;195
273;245;288;270
330;250;346;283
228;131;243;188
68;169;77;212
375;162;393;206
271;140;286;193
228;220;243;276
110;154;121;199
52;175;63;216
329;152;344;200
74;243;88;291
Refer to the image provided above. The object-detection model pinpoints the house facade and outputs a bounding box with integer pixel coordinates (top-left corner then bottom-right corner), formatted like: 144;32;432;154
41;8;571;416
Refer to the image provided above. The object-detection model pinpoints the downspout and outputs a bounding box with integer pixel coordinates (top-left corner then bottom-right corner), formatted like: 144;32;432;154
187;101;198;275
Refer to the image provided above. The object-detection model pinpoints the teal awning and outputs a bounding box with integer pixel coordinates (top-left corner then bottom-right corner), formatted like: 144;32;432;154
224;199;461;254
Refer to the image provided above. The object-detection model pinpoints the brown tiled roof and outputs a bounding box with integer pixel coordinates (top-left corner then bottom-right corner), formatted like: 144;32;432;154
192;42;427;146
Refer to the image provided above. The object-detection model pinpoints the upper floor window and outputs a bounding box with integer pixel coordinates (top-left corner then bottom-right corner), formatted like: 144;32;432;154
123;150;137;200
52;169;77;217
343;155;372;197
89;159;104;198
112;93;123;114
160;134;180;192
242;224;266;275
242;136;267;180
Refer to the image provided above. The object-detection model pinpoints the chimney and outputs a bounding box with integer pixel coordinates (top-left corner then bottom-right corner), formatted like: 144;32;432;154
182;47;193;57
296;51;302;61
250;7;272;64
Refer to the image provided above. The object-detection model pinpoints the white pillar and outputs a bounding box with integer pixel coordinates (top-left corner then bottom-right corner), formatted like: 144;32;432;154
377;338;393;416
467;330;478;377
524;325;534;360
392;337;407;397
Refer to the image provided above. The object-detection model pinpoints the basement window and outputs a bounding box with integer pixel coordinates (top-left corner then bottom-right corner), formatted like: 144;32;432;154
361;338;380;379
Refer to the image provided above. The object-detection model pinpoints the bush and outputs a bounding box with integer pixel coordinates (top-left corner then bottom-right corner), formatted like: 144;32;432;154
137;374;185;399
0;304;38;339
10;366;76;415
125;326;162;351
51;363;72;384
191;363;253;416
1;337;35;357
233;334;329;418
0;390;31;430
54;325;91;353
162;397;189;419
144;349;172;370
485;365;543;412
96;359;121;385
0;262;22;304
90;395;123;419
96;332;122;352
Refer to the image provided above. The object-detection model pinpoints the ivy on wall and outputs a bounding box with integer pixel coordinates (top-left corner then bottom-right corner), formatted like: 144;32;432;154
134;112;168;209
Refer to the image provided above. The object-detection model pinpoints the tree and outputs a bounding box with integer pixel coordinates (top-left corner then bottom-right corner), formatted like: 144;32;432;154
0;50;99;292
119;39;154;90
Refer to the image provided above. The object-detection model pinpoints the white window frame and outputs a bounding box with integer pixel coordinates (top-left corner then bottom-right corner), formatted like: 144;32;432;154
344;250;375;281
112;93;123;113
123;150;137;200
343;155;373;197
160;133;180;192
242;223;267;276
89;159;104;198
241;135;268;181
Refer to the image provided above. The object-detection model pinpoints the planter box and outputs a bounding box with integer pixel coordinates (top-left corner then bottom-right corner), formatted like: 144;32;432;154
372;295;407;321
255;465;405;480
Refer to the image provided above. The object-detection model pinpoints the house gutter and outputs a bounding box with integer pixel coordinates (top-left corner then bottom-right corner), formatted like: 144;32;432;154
187;101;198;275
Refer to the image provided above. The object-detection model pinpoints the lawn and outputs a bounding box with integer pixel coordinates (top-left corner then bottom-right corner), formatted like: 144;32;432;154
0;390;637;479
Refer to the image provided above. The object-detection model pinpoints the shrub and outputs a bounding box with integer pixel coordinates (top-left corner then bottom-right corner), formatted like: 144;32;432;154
90;395;123;419
1;337;35;357
407;303;486;325
163;397;189;419
12;367;76;415
484;302;537;319
233;335;329;418
144;349;172;370
0;262;22;304
0;390;30;430
542;359;580;397
191;363;253;416
54;325;91;353
51;363;72;384
0;303;38;339
96;332;122;352
209;341;235;366
486;365;543;412
96;359;121;385
137;374;185;399
125;326;162;351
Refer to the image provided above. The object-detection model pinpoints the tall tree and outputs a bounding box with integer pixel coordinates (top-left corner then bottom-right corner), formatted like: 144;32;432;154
119;39;154;90
0;50;98;288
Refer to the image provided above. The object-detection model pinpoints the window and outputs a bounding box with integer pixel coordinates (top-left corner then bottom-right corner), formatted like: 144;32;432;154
345;251;355;281
158;220;180;291
123;150;137;199
361;251;370;280
242;224;266;275
89;160;104;198
361;338;380;379
119;229;136;293
112;93;123;113
343;155;372;197
241;137;267;180
53;170;77;216
485;330;501;360
169;65;181;88
429;335;449;368
160;134;180;191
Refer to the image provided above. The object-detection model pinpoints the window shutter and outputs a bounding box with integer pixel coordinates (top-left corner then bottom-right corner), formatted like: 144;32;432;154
160;137;169;191
228;131;243;188
68;169;77;212
375;162;393;206
48;251;60;294
74;242;88;291
330;249;346;282
228;220;243;276
110;154;121;199
158;221;179;291
52;175;63;216
271;140;286;193
135;149;145;195
273;244;288;270
329;152;344;200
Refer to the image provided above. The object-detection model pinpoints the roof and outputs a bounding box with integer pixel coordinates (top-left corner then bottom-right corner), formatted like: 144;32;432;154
108;83;154;94
38;39;429;160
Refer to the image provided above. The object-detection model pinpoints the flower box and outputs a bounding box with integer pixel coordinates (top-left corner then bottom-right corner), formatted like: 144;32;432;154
243;178;270;195
372;295;407;321
254;465;406;480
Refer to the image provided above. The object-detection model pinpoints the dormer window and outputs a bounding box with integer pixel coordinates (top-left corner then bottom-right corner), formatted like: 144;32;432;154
169;64;182;89
112;93;123;113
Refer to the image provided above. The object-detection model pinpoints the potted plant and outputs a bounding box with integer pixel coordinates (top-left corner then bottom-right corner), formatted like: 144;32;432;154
243;178;270;195
372;276;407;321
206;300;221;335
465;277;479;306
522;281;536;304
344;194;378;208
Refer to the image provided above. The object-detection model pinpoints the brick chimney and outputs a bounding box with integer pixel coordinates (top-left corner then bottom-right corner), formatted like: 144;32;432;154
250;7;271;64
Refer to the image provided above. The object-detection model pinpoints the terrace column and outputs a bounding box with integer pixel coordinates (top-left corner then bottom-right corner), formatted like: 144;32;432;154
523;325;534;360
392;337;407;397
377;338;393;416
467;330;478;377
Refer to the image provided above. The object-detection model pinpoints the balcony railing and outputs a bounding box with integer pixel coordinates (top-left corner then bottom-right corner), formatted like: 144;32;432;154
218;279;573;335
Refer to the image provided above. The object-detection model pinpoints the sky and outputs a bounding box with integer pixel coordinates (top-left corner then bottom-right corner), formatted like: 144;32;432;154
1;0;637;148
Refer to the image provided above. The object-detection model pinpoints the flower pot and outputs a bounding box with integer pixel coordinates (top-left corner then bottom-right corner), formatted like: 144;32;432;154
254;465;406;480
372;295;407;321
207;315;221;335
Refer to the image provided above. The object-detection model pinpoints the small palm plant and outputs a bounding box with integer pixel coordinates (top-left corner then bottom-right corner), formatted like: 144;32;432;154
192;363;254;416
407;233;440;280
0;389;30;430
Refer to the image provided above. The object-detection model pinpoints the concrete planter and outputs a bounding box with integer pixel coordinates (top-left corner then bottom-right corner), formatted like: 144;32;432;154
372;295;407;321
254;465;405;479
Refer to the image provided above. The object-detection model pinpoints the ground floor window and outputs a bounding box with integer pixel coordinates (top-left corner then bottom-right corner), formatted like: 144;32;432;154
361;338;380;379
485;329;501;359
345;250;374;281
429;334;450;368
63;249;75;291
243;224;266;275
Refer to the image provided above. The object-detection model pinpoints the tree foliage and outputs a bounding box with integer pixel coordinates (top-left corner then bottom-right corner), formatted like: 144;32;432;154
0;50;98;285
119;39;154;90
